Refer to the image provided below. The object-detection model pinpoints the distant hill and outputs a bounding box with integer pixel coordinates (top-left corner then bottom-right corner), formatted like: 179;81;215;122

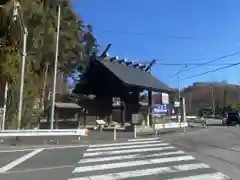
182;82;240;115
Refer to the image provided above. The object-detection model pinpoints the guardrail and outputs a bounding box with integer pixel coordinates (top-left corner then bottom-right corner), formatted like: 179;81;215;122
154;122;188;129
170;116;197;119
133;122;189;137
0;129;88;137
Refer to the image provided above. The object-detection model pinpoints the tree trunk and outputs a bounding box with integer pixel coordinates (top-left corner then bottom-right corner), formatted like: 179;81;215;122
39;62;49;110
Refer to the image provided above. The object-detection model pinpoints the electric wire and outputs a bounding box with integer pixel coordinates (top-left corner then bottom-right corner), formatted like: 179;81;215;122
181;62;240;80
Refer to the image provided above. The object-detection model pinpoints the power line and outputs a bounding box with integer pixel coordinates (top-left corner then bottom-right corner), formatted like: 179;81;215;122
154;62;240;66
98;29;194;40
180;51;240;73
181;62;240;80
165;51;240;78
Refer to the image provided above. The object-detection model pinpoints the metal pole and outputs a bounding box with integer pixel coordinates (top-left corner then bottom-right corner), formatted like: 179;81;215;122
154;116;158;136
177;72;180;123
113;127;116;140
2;81;8;130
134;125;136;138
181;97;186;133
176;65;188;123
50;5;61;130
211;86;215;116
17;28;28;130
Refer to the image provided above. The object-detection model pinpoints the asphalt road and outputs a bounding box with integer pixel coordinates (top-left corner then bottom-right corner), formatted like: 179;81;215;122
161;125;240;180
0;135;232;180
0;145;88;180
0;125;238;180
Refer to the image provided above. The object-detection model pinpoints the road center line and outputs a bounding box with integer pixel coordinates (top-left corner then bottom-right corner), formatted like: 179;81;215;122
0;148;44;173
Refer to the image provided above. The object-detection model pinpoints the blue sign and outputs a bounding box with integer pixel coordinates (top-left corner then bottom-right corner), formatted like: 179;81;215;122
153;104;168;114
66;69;82;92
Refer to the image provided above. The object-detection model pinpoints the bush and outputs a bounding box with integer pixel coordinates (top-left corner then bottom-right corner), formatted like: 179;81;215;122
21;108;42;129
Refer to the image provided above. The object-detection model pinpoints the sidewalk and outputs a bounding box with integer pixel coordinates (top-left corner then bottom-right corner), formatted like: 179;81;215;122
0;127;189;147
0;118;203;146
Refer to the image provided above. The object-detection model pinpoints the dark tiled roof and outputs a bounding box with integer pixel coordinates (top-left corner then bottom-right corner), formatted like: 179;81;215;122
99;61;172;92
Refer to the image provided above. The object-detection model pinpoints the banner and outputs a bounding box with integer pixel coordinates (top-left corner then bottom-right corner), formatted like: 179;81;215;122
161;93;169;104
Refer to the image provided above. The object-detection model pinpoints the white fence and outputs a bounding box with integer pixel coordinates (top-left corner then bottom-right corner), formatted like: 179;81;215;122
154;122;188;129
0;129;88;137
170;115;197;119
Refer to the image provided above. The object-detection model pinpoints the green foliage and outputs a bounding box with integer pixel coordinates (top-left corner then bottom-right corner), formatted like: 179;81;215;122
0;0;97;128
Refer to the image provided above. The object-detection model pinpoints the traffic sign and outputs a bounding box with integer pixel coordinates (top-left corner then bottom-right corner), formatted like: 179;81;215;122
153;104;168;114
174;101;180;107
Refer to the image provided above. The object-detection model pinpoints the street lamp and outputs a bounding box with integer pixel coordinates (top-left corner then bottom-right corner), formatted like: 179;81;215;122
50;0;67;130
176;65;188;122
11;1;28;130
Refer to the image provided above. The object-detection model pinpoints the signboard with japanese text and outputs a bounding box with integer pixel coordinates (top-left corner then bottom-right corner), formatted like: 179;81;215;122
153;104;168;114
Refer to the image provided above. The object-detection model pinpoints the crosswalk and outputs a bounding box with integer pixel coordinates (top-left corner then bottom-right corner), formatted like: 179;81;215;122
68;137;230;180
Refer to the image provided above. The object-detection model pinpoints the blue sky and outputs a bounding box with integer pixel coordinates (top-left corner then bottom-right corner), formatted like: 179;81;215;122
72;0;240;88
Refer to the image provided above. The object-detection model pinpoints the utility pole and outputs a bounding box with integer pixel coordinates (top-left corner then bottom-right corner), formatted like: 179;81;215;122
176;65;188;122
50;3;61;130
11;1;29;130
211;85;215;115
17;27;28;129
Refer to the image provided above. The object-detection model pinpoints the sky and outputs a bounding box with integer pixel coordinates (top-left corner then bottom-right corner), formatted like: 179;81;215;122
72;0;240;89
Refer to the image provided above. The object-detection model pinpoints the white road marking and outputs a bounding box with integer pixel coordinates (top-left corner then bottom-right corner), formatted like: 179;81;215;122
0;148;44;173
128;137;160;142
0;145;88;153
83;146;175;157
79;150;185;164
0;149;34;153
68;140;230;180
89;140;163;148
69;163;210;180
166;172;230;180
73;155;195;173
87;142;170;151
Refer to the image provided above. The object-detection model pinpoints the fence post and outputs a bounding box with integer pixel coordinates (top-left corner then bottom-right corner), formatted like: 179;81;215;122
113;127;116;140
134;125;137;138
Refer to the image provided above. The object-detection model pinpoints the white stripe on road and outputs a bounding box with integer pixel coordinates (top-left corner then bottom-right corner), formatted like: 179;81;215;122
79;150;185;164
83;146;175;157
69;163;209;180
166;172;230;180
87;142;170;152
89;140;163;148
128;137;160;142
0;148;44;173
0;145;88;153
73;155;195;173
